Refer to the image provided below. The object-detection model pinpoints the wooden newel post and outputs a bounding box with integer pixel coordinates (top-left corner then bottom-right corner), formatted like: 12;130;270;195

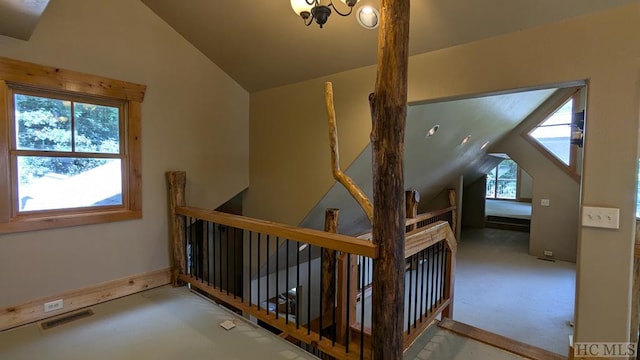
370;0;410;358
405;189;420;231
166;171;187;287
447;188;458;239
322;209;339;319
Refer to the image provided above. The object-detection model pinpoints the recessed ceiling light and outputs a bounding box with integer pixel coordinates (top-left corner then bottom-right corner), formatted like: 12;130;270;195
426;125;439;137
298;243;308;252
461;135;471;145
481;141;490;150
356;6;379;29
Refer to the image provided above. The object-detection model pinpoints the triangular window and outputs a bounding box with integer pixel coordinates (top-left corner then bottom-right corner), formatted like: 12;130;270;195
528;99;573;165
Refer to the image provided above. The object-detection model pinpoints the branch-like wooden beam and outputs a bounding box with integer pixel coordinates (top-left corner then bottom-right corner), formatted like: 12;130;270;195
325;81;374;224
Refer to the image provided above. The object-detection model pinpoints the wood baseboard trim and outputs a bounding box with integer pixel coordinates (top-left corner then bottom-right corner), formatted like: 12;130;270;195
438;318;566;360
0;268;171;332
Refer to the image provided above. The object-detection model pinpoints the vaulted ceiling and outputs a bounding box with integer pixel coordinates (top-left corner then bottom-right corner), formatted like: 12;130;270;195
140;0;636;92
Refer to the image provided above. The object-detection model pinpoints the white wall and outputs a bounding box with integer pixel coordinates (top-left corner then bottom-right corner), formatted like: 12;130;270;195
0;0;249;307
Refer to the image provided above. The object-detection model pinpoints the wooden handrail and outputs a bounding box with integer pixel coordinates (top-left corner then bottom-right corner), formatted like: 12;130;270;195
176;206;378;259
404;206;456;227
405;221;457;259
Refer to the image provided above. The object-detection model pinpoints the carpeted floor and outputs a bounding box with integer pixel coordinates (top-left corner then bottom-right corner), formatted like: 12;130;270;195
453;227;575;356
0;286;317;360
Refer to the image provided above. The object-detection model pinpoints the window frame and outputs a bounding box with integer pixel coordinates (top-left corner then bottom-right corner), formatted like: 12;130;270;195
486;159;518;200
521;89;581;182
0;57;146;233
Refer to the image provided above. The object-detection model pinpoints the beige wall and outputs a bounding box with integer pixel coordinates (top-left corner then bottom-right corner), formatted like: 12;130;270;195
494;115;580;262
518;169;533;200
247;4;640;343
0;0;249;307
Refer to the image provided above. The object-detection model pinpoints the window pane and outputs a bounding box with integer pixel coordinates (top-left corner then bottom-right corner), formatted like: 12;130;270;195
496;159;517;199
14;94;72;151
529;99;573;165
74;102;120;153
486;167;496;198
17;156;122;211
530;125;571;165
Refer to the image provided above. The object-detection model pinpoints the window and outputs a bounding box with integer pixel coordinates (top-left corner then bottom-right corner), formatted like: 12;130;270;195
0;57;146;233
528;98;573;165
486;159;517;199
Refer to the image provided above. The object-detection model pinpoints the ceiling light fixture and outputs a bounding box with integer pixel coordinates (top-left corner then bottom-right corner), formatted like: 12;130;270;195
481;141;490;150
290;0;359;28
461;135;471;145
356;5;379;29
426;125;439;138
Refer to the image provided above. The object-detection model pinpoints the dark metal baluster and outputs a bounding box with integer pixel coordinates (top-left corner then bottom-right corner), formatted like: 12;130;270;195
185;217;191;276
206;221;210;286
414;254;419;329
407;255;413;334
233;227;237;299
211;223;220;288
419;249;425;321
218;225;223;292
438;242;443;304
249;231;253;306
430;245;436;312
345;254;351;353
307;244;311;335
276;236;279;320
226;228;231;295
286;239;290;325
440;241;447;302
332;249;337;346
296;241;300;330
257;233;261;311
360;255;366;360
266;234;270;315
319;246;323;340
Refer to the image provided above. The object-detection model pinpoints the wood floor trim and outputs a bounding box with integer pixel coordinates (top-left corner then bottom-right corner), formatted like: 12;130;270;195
0;268;171;332
438;318;566;360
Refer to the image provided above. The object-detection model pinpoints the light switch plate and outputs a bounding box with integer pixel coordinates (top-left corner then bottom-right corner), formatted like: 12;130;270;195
541;199;550;207
582;206;620;229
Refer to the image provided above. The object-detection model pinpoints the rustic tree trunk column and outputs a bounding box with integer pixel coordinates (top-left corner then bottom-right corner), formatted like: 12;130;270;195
166;171;187;286
369;0;410;358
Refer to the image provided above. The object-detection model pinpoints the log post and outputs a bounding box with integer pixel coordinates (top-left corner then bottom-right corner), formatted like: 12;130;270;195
447;188;458;238
442;241;456;319
369;0;410;358
322;209;339;321
166;171;187;287
405;189;420;231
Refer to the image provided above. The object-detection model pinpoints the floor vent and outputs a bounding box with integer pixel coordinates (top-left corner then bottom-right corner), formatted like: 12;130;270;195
40;309;94;330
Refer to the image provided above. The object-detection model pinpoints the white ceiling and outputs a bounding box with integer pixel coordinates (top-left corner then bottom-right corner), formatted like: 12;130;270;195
140;0;636;92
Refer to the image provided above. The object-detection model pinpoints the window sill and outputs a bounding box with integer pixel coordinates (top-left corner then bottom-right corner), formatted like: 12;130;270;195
0;209;141;234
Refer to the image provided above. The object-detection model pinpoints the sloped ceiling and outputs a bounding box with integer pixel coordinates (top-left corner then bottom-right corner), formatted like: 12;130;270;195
140;0;636;92
300;88;557;235
0;0;49;40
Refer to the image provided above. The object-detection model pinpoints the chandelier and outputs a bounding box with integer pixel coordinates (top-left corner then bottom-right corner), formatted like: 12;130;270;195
290;0;359;28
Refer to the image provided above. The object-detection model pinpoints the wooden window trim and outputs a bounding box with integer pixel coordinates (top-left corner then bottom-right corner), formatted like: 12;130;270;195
520;88;581;183
0;57;146;234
